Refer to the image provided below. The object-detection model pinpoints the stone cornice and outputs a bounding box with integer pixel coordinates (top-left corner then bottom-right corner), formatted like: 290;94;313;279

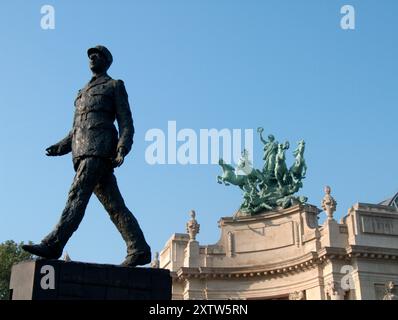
317;247;351;264
172;245;398;281
346;245;398;260
175;251;321;280
219;204;321;227
352;203;398;215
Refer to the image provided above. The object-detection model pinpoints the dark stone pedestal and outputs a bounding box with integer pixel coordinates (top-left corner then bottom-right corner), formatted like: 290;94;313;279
9;259;172;300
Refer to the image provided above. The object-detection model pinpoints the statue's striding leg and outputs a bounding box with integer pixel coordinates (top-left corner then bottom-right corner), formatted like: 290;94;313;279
42;157;104;251
94;170;151;263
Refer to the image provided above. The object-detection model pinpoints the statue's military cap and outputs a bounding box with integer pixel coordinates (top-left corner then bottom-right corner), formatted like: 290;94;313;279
87;45;113;67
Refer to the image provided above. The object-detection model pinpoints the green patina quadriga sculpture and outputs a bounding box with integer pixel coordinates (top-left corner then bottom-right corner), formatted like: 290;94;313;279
217;127;308;216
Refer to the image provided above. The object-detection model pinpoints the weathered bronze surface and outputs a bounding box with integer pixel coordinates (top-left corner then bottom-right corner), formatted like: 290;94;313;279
23;46;151;267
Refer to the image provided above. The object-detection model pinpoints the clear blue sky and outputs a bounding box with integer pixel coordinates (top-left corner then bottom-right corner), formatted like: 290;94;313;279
0;0;397;264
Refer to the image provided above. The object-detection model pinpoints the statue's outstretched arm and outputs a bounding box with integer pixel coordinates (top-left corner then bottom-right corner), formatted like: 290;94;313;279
46;130;72;156
258;130;267;145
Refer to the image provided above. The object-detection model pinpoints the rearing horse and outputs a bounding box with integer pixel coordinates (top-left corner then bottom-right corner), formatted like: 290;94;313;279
217;159;247;188
217;158;264;192
290;140;307;182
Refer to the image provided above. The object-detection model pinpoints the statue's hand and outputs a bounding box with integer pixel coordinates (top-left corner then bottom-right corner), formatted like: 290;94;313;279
113;147;126;167
45;145;60;156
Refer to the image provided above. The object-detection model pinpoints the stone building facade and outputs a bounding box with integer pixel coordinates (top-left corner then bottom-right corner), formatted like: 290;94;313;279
158;191;398;300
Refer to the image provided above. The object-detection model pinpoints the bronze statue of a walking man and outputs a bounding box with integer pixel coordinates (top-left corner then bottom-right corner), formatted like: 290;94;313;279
23;45;151;267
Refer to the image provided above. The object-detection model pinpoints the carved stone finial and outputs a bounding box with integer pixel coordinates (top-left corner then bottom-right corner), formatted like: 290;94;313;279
322;186;337;220
151;252;160;269
289;291;305;300
186;210;200;241
63;251;71;262
325;281;345;300
383;281;397;300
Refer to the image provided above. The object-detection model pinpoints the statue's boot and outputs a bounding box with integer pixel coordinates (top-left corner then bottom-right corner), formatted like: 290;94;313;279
115;214;151;267
120;250;152;267
22;242;63;259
